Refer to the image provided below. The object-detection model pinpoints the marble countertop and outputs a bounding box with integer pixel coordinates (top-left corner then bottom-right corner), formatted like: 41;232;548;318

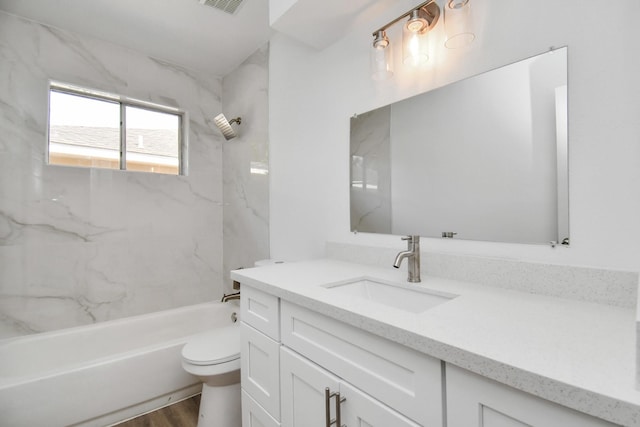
231;259;640;427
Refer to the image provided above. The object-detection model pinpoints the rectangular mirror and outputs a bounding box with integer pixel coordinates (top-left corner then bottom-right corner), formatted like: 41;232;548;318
350;47;569;245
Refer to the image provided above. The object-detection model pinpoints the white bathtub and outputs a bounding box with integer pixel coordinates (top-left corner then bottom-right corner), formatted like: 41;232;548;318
0;301;239;427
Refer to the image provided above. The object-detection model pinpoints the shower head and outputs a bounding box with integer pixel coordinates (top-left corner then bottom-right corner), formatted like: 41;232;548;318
213;113;242;140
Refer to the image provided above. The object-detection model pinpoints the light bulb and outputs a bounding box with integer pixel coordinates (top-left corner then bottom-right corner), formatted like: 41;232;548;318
403;23;429;66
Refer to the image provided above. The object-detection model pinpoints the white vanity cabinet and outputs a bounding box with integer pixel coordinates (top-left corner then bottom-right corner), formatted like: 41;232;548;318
239;284;444;427
240;287;282;427
239;282;620;427
446;364;618;427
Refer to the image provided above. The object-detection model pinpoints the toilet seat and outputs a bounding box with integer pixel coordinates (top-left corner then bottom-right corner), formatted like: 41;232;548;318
182;324;240;366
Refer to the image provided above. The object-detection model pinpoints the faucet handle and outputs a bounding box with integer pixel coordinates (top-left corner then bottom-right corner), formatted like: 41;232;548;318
401;235;419;242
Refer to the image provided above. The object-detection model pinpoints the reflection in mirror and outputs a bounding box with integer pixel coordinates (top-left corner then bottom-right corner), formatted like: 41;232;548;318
350;47;569;245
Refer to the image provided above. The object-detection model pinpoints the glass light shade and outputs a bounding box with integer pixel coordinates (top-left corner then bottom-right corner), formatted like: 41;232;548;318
444;0;475;49
370;35;393;81
402;25;429;67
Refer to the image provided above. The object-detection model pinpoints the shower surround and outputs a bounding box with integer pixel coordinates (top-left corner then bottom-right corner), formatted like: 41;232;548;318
222;44;270;292
0;11;268;339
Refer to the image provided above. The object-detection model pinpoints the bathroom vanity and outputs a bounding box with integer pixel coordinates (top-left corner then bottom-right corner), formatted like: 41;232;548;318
233;259;638;427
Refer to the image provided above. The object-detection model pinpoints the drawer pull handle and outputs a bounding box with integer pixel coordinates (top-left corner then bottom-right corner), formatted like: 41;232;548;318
325;387;346;427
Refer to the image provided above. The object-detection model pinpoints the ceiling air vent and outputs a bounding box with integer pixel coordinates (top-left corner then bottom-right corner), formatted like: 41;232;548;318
199;0;244;15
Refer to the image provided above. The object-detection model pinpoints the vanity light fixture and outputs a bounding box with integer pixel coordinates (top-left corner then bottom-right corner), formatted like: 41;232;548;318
370;0;475;80
371;30;393;80
444;0;475;48
402;7;436;66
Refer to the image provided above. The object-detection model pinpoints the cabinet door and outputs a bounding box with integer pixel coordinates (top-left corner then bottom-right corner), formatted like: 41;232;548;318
446;364;618;427
241;322;281;419
280;347;340;427
242;390;280;427
340;382;421;427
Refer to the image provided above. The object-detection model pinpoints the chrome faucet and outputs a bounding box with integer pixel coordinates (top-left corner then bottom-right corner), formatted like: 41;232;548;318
221;291;240;302
393;235;421;283
221;279;241;302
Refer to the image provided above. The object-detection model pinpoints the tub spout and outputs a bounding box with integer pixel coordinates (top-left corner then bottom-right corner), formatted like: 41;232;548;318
221;291;240;302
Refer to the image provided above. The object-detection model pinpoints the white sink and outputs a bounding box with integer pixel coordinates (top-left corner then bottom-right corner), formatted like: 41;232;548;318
324;278;456;313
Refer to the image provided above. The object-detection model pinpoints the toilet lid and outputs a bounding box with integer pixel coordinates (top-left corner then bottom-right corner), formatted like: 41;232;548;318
182;324;240;366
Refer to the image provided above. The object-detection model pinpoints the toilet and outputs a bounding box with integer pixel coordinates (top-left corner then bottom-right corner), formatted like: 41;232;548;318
181;322;241;427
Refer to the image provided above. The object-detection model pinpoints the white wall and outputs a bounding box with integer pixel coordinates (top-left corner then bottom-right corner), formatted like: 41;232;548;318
270;0;640;271
269;0;298;25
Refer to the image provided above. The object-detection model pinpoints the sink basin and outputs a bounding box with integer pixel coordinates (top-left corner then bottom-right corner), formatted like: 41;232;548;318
324;278;456;313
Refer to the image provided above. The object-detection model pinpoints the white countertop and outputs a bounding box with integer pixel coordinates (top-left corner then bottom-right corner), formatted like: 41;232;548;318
231;259;640;427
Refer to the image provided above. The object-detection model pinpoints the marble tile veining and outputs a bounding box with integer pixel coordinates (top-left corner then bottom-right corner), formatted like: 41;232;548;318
350;105;392;234
0;11;224;338
222;43;270;292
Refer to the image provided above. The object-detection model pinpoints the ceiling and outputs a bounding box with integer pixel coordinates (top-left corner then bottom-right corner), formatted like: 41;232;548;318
0;0;272;76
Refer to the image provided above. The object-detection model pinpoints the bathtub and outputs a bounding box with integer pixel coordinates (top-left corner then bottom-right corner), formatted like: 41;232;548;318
0;301;239;427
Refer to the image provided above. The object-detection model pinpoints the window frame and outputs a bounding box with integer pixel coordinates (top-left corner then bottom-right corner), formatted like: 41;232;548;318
47;81;187;176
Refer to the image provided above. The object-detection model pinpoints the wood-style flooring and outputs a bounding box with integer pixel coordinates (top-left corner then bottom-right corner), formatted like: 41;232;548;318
114;395;200;427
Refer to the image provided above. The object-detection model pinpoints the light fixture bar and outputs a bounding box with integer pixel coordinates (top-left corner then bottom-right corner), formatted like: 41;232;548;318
372;0;440;36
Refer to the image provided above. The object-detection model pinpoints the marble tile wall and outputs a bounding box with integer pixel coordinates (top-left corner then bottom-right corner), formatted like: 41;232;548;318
222;45;270;291
0;12;225;338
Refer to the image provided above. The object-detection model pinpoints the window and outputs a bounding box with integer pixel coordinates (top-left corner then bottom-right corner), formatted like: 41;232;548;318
351;155;379;190
48;83;184;175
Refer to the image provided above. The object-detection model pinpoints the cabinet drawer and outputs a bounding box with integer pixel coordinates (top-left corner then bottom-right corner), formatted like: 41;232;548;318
241;286;280;340
241;322;280;420
280;301;443;426
242;390;280;427
446;364;617;427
